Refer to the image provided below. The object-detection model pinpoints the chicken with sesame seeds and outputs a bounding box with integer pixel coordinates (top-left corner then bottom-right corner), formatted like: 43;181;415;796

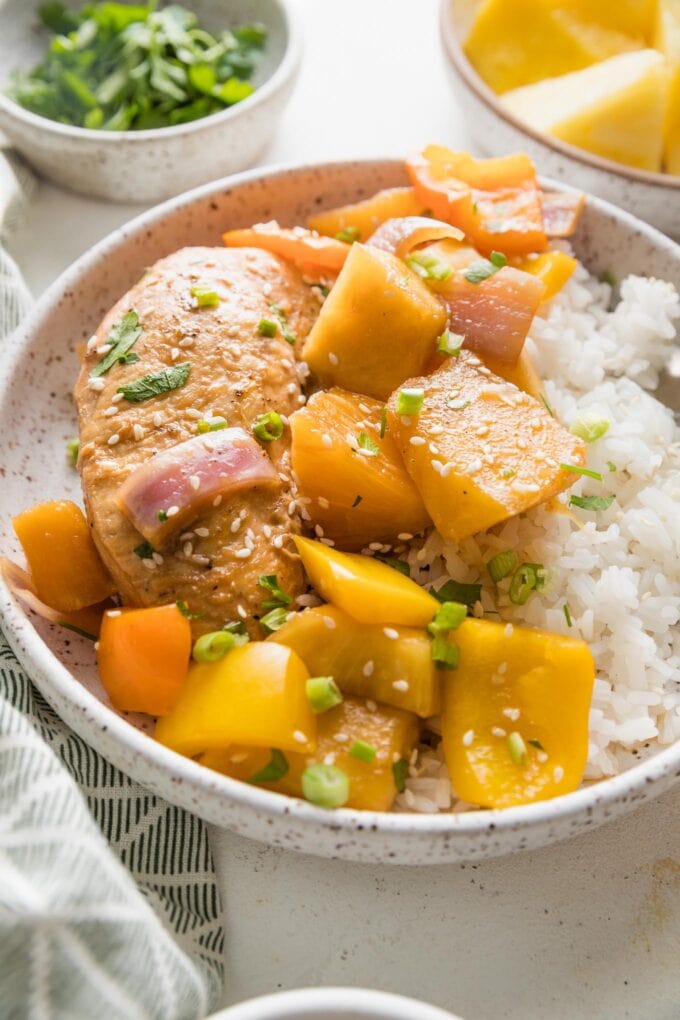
74;246;320;636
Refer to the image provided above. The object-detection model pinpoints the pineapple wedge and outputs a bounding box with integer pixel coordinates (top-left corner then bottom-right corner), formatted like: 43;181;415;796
502;49;671;172
269;604;442;718
387;352;586;543
290;387;430;549
464;0;641;95
655;0;680;174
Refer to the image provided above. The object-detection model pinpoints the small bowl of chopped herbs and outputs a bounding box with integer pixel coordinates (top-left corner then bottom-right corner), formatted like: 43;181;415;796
0;0;301;202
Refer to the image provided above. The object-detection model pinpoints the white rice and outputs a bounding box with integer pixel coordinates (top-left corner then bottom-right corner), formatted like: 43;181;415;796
396;256;680;813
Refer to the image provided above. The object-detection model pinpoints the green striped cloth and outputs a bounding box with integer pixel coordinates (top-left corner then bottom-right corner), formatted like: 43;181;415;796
0;153;224;1019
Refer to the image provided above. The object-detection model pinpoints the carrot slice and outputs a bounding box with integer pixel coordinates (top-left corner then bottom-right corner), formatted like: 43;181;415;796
222;221;350;271
406;147;547;257
97;604;192;716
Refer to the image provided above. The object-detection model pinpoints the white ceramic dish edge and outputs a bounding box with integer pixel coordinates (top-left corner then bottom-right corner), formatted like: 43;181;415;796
211;987;463;1020
1;158;680;865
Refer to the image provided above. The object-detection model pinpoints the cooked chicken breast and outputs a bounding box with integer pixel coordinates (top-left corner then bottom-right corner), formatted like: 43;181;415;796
74;246;320;635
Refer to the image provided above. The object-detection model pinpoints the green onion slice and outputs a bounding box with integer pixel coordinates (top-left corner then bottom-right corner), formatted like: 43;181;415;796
356;431;379;456
569;413;610;443
392;758;409;793
508;731;527;766
431;635;460;670
192;630;240;662
487;550;519;583
349;740;377;764
252;411;284;442
191;285;220;308
427;601;467;636
430;578;481;608
437;329;464;356
269;304;296;345
406;251;453;282
508;562;547;606
559;463;603;481
306;676;343;714
379;406;387;439
258;574;292;609
301;764;350;808
334;226;361;243
176;600;203;620
563;603;573;628
396;388;425;417
249;749;289;784
569;494;615;511
66;437;80;466
258;318;278;338
462;252;506;284
196;417;227;434
260;607;290;633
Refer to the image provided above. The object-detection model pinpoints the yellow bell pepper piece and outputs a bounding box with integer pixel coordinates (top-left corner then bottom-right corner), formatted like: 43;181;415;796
514;251;577;301
293;536;438;627
154;643;316;757
307;186;422;240
201;696;419;812
268;604;441;717
442;618;595;808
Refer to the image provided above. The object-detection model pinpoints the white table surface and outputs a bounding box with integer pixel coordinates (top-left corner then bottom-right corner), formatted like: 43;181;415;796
7;2;680;1017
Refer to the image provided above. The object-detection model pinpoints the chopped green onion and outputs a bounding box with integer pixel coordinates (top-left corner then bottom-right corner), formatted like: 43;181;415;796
196;417;227;434
396;388;425;416
249;749;289;784
606;460;617;472
252;411;284;442
133;541;154;559
117;363;190;403
501;467;516;479
66;437;79;466
356;431;379;456
487;550;519;583
310;282;330;298
489;250;507;267
563;603;573;628
59;622;97;641
352;494;363;508
258;318;278;338
258;574;292;609
431;635;460;669
528;738;545;751
349;740;377;763
508;562;547;606
392;758;409;793
192;630;239;662
559;463;603;481
334;226;361;243
306;676;343;714
570;413;610;443
447;397;470;411
157;509;168;522
540;393;555;418
508;731;527;766
376;556;410;578
569;494;615;511
379;406;387;439
427;601;467;636
301;764;350;808
462;254;505;284
600;269;617;287
437;329;464;356
190;285;220;308
269;304;296;345
260;607;291;633
431;579;481;608
406;251;453;282
176;600;203;620
223;620;249;639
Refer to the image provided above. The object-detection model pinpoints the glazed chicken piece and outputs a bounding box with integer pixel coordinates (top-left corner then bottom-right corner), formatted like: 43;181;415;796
74;246;320;636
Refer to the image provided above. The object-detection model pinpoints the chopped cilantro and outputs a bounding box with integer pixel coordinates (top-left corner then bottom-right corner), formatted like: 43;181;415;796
117;362;190;403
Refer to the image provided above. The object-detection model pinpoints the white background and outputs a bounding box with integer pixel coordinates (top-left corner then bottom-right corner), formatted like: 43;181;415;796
7;1;680;1016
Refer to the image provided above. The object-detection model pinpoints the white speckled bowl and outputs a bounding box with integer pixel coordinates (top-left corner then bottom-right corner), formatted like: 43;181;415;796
1;159;679;865
439;0;680;240
212;987;463;1020
0;0;301;203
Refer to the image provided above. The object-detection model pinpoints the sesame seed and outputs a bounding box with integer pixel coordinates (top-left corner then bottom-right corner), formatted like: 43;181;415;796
498;662;507;675
104;406;118;417
363;660;374;677
317;496;330;509
142;558;156;570
183;542;193;557
235;548;252;559
112;392;124;404
178;337;194;348
213;495;222;507
502;707;521;721
88;378;105;391
262;524;272;538
194;527;209;538
401;415;412;427
189;475;201;491
230;518;241;533
323;616;336;629
368;542;383;551
323;752;336;766
133;424;145;441
537;750;549;764
553;765;564;783
393;679;409;692
106;609;122;618
462;729;474;746
397;533;413;541
293;730;307;744
273;535;284;549
328;352;339;366
466;458;483;475
491;726;506;738
107;433;120;446
333;732;349;743
87;334;98;351
236;604;247;619
152;412;163;427
97;343;112;355
476;425;489;437
504;623;514;638
297;395;306;406
166;505;180;517
171;347;180;361
152;552;164;566
185;408;202;420
431;460;444;475
410;436;426;447
321;433;332;449
512;480;540;493
383;627;399;640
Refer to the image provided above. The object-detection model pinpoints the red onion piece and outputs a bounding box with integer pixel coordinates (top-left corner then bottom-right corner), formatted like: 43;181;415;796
366;216;464;257
116;426;280;546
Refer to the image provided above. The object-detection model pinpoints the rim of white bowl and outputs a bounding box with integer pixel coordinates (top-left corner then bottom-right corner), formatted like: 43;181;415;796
0;0;302;143
211;987;462;1019
439;0;680;191
2;157;680;853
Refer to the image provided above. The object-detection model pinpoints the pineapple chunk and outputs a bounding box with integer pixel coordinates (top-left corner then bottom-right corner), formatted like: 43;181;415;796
308;187;422;240
290;387;430;549
201;696;420;811
293;536;438;627
567;1;657;44
269;604;441;717
386;351;586;543
302;243;447;401
655;0;680;174
502;49;670;172
464;0;641;95
441;618;595;808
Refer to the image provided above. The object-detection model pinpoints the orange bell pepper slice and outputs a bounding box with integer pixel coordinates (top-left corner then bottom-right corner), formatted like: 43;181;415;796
97;604;192;716
222;221;350;272
406;146;547;258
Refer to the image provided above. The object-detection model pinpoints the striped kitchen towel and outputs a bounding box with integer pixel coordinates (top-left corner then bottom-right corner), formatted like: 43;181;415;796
0;151;224;1019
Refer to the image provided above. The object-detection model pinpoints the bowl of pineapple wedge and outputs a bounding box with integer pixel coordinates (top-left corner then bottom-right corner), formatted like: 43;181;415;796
440;0;680;238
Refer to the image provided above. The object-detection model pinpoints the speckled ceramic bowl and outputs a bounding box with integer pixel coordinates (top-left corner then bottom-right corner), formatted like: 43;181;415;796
213;987;462;1020
0;0;301;203
1;159;679;865
439;0;680;240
